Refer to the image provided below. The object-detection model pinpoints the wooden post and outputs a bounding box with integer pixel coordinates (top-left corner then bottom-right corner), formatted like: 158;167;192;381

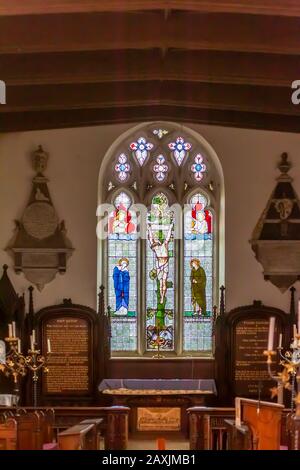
220;285;225;316
106;407;129;450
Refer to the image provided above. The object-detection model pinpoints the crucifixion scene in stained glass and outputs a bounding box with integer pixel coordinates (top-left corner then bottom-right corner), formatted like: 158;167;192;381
146;193;175;351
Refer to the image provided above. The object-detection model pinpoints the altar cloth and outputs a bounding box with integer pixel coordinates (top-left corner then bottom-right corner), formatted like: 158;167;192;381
0;394;18;406
99;379;217;395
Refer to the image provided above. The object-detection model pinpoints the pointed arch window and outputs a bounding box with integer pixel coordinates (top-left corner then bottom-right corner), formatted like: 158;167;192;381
99;122;224;357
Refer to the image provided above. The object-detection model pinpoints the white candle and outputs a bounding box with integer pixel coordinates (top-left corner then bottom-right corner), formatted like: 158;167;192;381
47;339;51;353
267;317;275;351
8;324;12;338
278;333;282;349
30;335;33;350
235;397;241;427
293;324;297;340
12;322;16;337
17;339;21;353
32;329;36;345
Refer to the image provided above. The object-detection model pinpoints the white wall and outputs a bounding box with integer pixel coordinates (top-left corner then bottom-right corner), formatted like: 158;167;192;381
0;122;299;313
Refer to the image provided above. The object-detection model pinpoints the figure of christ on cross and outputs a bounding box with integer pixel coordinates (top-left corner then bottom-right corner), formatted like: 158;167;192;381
147;220;174;305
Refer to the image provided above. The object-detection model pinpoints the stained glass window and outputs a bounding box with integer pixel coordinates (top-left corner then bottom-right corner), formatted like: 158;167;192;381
168;136;192;166
108;192;137;351
115;154;130;181
146;193;175;352
130;137;154;166
191;154;206;182
153;155;168;182
104;125;221;357
183;193;213;352
153;128;169;139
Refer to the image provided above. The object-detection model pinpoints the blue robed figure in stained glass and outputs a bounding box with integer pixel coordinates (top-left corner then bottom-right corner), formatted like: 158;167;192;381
113;257;130;316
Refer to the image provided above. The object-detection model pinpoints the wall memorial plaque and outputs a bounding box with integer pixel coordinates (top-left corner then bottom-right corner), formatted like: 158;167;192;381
234;318;279;397
44;317;90;395
34;300;103;404
215;301;290;404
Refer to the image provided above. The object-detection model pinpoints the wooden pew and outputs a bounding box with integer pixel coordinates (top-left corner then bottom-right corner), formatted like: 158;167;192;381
225;398;284;450
16;412;40;450
80;418;104;449
43;409;55;444
0;410;14;423
188;407;235;450
0;406;129;450
0;418;17;450
188;406;290;450
0;408;56;450
58;423;96;450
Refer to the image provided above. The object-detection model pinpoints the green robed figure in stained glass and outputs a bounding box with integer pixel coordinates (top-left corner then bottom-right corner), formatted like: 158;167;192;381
190;258;206;316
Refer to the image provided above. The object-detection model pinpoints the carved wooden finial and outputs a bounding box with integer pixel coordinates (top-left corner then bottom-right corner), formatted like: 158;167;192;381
278;152;291;174
290;286;296;322
28;286;34;316
32;145;49;175
220;285;225;315
98;285;105;315
3;264;8;272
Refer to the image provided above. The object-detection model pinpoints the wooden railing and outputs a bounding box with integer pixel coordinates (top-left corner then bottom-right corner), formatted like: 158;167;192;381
188;407;235;450
187;406;292;450
0;406;129;450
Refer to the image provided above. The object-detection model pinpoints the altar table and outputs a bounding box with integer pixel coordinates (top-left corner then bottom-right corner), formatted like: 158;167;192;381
99;379;217;434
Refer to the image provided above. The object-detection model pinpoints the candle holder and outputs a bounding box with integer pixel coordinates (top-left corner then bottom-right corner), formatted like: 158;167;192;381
0;332;50;407
0;337;27;405
264;335;300;409
263;349;284;405
152;326;165;359
25;343;50;407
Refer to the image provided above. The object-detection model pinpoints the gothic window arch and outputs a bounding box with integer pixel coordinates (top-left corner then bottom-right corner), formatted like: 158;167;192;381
98;122;224;357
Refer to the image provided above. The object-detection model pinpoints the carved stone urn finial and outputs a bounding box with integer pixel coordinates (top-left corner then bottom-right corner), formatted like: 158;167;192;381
32;145;49;175
278;152;292;177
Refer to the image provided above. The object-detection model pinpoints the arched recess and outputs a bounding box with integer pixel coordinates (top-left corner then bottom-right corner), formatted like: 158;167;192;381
97;121;225;357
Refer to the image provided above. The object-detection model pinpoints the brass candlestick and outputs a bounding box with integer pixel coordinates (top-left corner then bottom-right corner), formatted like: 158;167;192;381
152;326;165;359
0;328;51;407
264;334;300;409
263;350;284;404
25;343;49;407
0;337;27;405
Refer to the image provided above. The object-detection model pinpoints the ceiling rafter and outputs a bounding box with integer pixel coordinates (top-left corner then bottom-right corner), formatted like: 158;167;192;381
1;12;300;55
1;1;300;18
0;5;299;133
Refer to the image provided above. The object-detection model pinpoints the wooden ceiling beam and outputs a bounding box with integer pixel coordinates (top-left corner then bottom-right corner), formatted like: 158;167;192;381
1;81;297;116
1;50;299;87
1;12;300;55
1;1;300;18
1;106;300;134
